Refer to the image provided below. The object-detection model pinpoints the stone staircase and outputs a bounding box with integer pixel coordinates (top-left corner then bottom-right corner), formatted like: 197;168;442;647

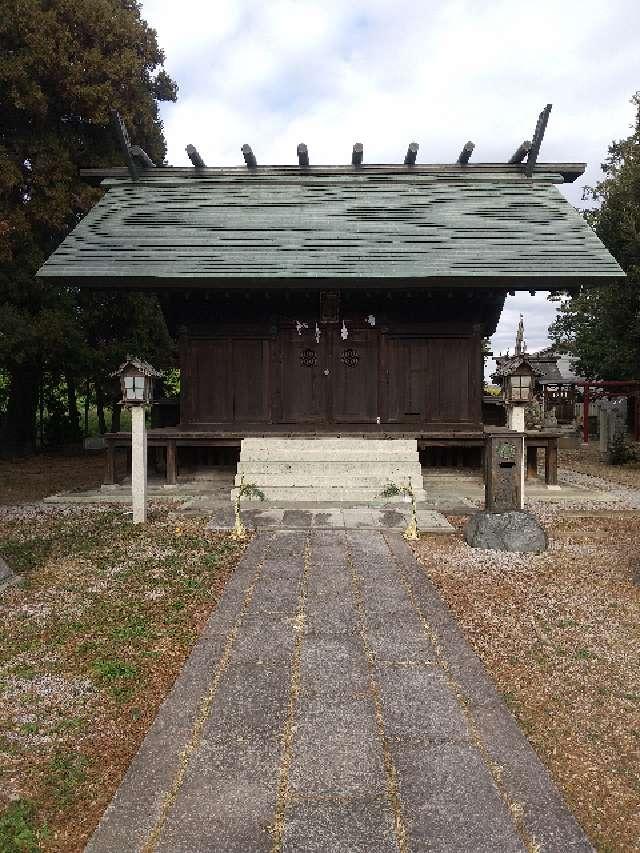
232;438;426;503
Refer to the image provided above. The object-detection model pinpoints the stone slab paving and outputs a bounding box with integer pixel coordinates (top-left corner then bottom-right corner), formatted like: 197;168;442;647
86;531;593;853
206;506;454;533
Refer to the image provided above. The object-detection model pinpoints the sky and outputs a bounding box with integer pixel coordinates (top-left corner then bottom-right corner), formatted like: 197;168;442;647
139;0;639;374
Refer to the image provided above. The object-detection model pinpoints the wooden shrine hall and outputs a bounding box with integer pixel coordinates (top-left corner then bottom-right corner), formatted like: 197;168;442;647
37;106;625;485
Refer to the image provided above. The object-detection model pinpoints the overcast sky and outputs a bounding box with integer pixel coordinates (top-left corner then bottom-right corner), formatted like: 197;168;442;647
139;0;639;374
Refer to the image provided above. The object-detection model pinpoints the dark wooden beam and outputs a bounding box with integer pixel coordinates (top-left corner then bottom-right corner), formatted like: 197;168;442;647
352;143;363;166
525;104;552;177
79;161;588;183
186;144;206;168
508;141;532;164
404;142;419;166
241;144;257;168
130;146;156;168
110;110;138;180
297;143;309;167
457;141;475;165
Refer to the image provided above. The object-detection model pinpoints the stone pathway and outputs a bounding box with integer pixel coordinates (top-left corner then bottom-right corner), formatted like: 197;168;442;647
205;505;454;533
86;531;592;853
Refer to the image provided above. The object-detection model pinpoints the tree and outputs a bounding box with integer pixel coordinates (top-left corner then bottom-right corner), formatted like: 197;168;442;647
548;93;640;380
0;0;177;455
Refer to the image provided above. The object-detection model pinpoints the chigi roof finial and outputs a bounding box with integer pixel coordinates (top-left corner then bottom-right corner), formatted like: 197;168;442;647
515;313;525;356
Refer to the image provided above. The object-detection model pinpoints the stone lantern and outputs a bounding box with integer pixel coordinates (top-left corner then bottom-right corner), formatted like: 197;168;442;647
496;356;540;432
116;357;161;407
112;358;162;524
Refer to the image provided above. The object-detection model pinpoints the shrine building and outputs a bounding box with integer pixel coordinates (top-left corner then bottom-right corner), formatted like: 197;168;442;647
36;107;625;485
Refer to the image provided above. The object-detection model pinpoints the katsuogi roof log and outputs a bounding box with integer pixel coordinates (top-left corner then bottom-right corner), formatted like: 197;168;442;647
37;162;625;289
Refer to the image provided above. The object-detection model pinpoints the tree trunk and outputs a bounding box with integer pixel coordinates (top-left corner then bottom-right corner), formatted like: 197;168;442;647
66;375;82;441
1;363;39;458
111;402;121;433
95;382;107;435
39;377;45;449
84;383;90;438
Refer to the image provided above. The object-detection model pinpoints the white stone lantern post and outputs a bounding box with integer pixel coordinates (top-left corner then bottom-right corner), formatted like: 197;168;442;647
495;356;540;510
113;358;162;524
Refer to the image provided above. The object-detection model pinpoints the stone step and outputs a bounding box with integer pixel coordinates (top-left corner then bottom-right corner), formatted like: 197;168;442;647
231;486;426;503
241;438;417;449
239;450;420;462
236;438;424;504
237;460;423;475
234;472;423;488
240;438;417;461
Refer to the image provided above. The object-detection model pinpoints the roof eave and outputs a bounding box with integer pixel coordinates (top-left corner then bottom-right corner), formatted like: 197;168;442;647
77;162;588;185
35;271;625;288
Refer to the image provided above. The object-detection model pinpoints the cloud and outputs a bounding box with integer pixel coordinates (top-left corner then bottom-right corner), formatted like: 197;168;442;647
140;0;638;367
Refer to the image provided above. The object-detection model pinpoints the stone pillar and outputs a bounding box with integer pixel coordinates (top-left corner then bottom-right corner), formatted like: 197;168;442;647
598;400;610;460
507;405;526;432
131;406;147;524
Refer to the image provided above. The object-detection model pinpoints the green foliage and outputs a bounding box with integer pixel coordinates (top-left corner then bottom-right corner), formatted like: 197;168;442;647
0;535;53;574
380;483;402;498
46;751;88;807
607;433;637;465
92;658;138;682
380;482;414;499
91;657;139;698
0;799;46;852
238;483;266;501
548;92;640;380
0;0;178;453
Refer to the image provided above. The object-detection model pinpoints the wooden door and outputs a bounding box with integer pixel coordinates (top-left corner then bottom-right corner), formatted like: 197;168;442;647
280;328;328;423
386;338;429;423
331;329;379;424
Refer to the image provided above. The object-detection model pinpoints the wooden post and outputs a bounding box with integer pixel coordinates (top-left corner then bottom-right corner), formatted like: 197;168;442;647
526;445;538;480
297;143;309;167
131;406;147;524
186;144;206;168
241;144;257;168
404;142;419;166
166;440;177;486
104;440;116;485
457;141;475;165
545;439;558;485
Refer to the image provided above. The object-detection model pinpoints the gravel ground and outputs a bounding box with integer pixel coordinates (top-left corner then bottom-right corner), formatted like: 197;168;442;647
0;504;247;852
414;462;640;853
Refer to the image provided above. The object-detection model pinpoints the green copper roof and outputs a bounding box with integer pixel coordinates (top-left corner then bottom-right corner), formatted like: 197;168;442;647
37;166;625;287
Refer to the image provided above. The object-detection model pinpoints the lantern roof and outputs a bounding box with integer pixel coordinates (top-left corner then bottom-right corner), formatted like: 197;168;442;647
494;354;542;378
112;357;163;379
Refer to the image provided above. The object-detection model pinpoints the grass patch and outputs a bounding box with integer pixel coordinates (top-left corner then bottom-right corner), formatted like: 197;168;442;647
0;498;246;850
0;537;53;576
46;752;88;807
0;799;47;853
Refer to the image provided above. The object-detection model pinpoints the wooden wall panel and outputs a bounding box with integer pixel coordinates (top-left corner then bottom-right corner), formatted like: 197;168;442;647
184;339;232;424
384;335;480;427
232;339;270;422
180;312;482;431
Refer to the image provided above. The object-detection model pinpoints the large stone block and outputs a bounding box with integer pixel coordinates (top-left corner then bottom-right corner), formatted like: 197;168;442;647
464;510;547;553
